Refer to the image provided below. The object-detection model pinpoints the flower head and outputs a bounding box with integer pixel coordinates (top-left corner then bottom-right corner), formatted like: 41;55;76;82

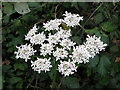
30;32;46;45
60;38;76;50
84;35;107;57
40;43;54;56
31;58;52;73
25;24;38;40
14;44;36;62
63;11;83;27
53;47;68;61
43;19;62;31
56;28;72;40
71;45;91;64
58;60;77;76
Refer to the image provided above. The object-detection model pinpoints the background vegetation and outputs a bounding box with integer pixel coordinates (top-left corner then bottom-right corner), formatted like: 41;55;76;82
2;2;120;89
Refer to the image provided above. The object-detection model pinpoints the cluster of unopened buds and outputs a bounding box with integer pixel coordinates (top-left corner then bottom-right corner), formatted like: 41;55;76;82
15;11;107;77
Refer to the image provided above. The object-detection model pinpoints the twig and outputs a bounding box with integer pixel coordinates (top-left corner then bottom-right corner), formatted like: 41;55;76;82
111;5;118;12
54;4;60;19
75;3;103;36
83;2;103;27
57;77;64;90
79;24;85;31
35;75;38;90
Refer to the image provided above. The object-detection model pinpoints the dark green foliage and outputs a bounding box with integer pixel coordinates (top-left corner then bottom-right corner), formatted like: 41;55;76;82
2;2;120;89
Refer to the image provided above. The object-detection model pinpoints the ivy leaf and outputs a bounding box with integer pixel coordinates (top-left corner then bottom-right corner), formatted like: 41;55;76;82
62;77;80;88
101;21;118;32
14;2;31;15
97;55;111;76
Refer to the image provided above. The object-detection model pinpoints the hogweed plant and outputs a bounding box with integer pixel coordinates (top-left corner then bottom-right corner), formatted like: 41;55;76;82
15;11;107;77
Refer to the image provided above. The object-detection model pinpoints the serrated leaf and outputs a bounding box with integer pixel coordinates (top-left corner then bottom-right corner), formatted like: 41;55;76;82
101;21;118;32
97;55;111;76
62;77;80;88
88;55;99;68
85;27;99;35
94;13;103;24
14;2;30;15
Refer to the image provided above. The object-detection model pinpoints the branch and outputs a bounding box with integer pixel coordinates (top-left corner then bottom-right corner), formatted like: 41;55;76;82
83;2;103;26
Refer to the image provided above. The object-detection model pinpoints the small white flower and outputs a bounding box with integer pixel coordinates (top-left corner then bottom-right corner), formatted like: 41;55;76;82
43;19;62;31
25;24;38;40
53;47;68;61
14;44;36;62
56;28;72;39
40;43;54;56
84;35;107;57
31;58;52;73
71;45;91;64
30;32;46;45
47;33;60;45
60;38;76;50
58;60;77;77
63;11;83;27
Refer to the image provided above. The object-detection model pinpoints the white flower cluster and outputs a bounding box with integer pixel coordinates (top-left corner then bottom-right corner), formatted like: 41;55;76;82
31;58;52;73
15;11;107;76
14;44;36;62
63;11;83;27
58;60;77;77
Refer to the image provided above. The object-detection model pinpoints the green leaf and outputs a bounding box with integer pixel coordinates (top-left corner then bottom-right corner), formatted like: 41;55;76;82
85;27;99;35
14;62;28;71
3;3;14;16
2;65;12;73
16;81;23;88
71;36;82;44
88;55;99;68
101;21;118;32
3;15;9;24
94;13;104;24
110;45;119;53
62;77;80;88
14;2;30;15
97;55;111;76
9;77;22;85
100;33;109;45
71;2;79;10
78;2;88;10
28;2;41;8
8;36;23;47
